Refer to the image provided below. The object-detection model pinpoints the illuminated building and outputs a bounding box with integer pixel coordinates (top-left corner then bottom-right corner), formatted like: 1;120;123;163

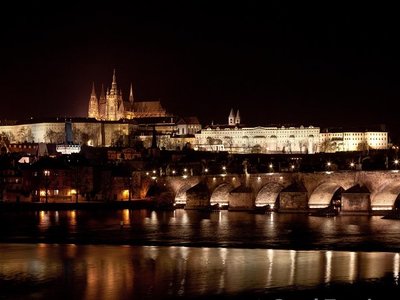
88;70;167;121
195;109;320;154
320;130;388;152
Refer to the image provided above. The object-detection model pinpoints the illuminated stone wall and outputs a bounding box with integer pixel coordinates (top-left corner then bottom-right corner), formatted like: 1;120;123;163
0;120;130;147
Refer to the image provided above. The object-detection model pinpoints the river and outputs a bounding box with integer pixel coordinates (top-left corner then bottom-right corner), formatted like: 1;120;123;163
0;209;399;299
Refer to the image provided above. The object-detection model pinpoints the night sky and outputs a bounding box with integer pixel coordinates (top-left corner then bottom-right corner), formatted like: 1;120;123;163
1;2;400;140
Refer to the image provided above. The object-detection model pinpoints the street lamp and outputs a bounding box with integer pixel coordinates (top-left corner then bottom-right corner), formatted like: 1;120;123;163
43;170;50;204
326;161;331;171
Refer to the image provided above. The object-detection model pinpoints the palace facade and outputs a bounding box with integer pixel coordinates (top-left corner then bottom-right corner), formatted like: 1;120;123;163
194;110;320;154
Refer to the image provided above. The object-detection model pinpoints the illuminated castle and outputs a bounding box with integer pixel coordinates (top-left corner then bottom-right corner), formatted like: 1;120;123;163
88;70;167;121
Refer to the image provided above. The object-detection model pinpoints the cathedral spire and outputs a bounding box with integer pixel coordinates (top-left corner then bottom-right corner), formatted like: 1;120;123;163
110;69;117;95
112;68;116;84
129;83;134;104
91;82;96;96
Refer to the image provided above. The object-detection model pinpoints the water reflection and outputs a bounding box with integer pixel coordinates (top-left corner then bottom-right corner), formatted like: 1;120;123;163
0;244;399;299
3;210;400;251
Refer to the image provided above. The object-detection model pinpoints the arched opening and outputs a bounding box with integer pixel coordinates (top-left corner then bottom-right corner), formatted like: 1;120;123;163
175;183;197;206
210;183;234;209
309;182;344;209
255;182;285;210
372;182;400;211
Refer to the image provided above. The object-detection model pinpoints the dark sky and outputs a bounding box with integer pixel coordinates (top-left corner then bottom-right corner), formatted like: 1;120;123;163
1;2;400;139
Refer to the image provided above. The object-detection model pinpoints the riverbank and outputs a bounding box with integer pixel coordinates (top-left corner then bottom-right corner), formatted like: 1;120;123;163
0;199;155;211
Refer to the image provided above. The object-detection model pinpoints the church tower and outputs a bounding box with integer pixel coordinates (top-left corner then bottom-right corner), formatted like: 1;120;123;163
228;108;235;125
88;82;99;119
106;69;121;121
235;109;240;124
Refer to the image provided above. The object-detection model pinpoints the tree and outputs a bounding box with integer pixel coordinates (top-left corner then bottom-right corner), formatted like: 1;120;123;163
320;139;336;153
44;128;64;143
357;141;370;153
17;126;34;143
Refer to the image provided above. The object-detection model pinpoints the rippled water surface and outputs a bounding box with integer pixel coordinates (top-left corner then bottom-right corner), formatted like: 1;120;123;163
1;209;400;299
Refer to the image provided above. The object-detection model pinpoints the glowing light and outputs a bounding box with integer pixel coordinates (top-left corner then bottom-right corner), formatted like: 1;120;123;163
182;175;188;179
269;164;273;168
326;161;331;167
350;162;355;168
204;168;208;173
123;209;130;224
222;166;226;170
213;177;216;181
184;168;187;172
232;177;236;181
325;250;332;283
40;190;46;196
146;172;149;175
152;170;156;174
122;189;129;199
291;165;295;170
371;206;392;211
151;176;157;180
69;189;77;195
257;176;261;181
172;170;176;174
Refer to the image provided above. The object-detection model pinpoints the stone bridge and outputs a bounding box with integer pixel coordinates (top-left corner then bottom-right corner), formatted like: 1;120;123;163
143;171;400;214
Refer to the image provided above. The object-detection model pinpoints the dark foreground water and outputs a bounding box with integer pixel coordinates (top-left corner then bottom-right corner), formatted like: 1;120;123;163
1;209;400;299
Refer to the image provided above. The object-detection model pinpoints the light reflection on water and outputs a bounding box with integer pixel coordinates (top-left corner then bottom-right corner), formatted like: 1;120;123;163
1;209;400;298
2;209;400;250
0;244;399;299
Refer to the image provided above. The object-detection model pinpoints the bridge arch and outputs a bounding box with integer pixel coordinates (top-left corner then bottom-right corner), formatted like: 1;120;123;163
255;182;285;209
210;183;235;207
309;182;344;209
372;181;400;211
175;182;198;205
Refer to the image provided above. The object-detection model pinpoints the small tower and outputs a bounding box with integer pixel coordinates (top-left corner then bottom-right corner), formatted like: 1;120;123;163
235;109;240;125
88;82;99;119
228;108;235;125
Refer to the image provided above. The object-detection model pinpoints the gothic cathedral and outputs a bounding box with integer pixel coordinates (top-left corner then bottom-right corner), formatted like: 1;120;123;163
88;70;167;121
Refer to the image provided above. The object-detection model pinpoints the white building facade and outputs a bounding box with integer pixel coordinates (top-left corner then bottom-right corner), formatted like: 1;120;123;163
320;131;388;152
195;125;320;154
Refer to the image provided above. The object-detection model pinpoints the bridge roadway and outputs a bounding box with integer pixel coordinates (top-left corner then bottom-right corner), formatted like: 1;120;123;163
141;171;400;214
